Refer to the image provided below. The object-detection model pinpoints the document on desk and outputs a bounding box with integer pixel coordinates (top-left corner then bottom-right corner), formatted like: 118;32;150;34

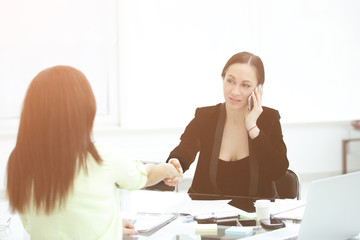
165;199;231;216
209;202;257;220
270;199;306;221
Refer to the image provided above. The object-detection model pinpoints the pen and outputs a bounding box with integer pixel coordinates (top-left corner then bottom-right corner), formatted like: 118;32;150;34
182;215;195;223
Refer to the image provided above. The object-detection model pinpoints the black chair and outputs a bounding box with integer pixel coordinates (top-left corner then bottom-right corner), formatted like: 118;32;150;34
143;181;176;191
274;169;301;200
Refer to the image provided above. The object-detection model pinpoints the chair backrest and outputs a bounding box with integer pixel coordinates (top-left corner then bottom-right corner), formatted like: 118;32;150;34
274;169;301;200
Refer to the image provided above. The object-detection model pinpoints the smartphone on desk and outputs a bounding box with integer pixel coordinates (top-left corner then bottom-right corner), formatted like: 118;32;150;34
220;219;257;226
260;218;285;230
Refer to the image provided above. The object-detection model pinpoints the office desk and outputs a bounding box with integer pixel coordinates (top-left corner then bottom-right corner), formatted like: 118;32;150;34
119;189;299;240
1;188;270;240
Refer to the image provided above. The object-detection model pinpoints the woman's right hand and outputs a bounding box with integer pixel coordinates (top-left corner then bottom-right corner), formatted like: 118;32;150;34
246;84;263;128
122;218;138;236
164;158;183;186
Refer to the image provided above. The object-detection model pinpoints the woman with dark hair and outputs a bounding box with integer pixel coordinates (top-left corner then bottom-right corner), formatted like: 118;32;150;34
165;52;289;202
6;65;181;239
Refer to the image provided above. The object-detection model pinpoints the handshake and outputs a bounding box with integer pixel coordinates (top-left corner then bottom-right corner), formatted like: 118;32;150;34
163;158;183;187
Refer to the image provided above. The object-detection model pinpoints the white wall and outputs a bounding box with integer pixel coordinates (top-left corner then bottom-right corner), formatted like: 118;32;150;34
1;0;360;190
2;0;360;129
282;121;360;178
118;0;360;127
0;0;118;121
2;122;360;190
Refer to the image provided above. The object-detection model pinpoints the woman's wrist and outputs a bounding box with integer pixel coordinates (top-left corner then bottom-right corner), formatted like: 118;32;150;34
247;125;257;132
246;121;256;130
161;163;172;178
248;126;260;139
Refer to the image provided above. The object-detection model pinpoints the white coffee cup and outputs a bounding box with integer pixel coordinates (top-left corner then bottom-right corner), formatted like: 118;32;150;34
254;199;271;222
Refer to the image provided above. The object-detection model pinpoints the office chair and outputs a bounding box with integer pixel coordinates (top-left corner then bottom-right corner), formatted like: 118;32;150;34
274;169;301;200
143;181;176;191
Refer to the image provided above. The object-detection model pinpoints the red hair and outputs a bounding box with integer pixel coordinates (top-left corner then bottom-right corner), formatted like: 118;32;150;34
7;66;102;214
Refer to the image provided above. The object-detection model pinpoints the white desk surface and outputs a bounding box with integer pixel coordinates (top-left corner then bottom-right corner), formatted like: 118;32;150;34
119;189;299;240
2;189;360;240
0;189;28;240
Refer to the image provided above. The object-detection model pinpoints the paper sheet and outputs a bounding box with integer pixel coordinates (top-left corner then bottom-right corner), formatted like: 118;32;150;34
209;203;256;219
165;199;231;216
165;199;258;221
270;199;306;221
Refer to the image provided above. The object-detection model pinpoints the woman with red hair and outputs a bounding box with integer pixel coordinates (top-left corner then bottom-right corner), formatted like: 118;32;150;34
6;65;181;239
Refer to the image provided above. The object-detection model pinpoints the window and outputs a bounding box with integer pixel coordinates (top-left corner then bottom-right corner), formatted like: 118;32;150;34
0;0;119;128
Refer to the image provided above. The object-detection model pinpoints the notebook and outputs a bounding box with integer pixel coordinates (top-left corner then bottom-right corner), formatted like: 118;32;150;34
246;171;360;240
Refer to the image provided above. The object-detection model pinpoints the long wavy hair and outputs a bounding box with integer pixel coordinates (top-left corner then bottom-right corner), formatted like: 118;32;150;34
6;65;102;214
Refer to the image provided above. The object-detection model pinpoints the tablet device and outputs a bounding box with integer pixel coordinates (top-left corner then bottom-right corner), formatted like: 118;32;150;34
132;213;176;233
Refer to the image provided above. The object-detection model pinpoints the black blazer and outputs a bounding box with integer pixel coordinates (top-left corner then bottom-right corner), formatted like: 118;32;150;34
167;103;289;198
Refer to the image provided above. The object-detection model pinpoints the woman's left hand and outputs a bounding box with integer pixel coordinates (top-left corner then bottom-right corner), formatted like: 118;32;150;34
245;84;263;130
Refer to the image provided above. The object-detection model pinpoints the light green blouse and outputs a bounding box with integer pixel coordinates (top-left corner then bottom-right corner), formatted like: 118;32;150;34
20;144;148;240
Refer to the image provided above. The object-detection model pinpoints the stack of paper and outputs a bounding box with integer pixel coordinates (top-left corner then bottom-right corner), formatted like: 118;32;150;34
165;199;231;216
165;199;257;220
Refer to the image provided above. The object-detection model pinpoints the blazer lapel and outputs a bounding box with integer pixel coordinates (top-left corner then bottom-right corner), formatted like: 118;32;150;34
209;103;226;194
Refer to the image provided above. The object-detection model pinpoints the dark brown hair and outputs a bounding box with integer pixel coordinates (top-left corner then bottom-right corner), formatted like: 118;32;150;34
6;65;102;214
221;52;265;85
